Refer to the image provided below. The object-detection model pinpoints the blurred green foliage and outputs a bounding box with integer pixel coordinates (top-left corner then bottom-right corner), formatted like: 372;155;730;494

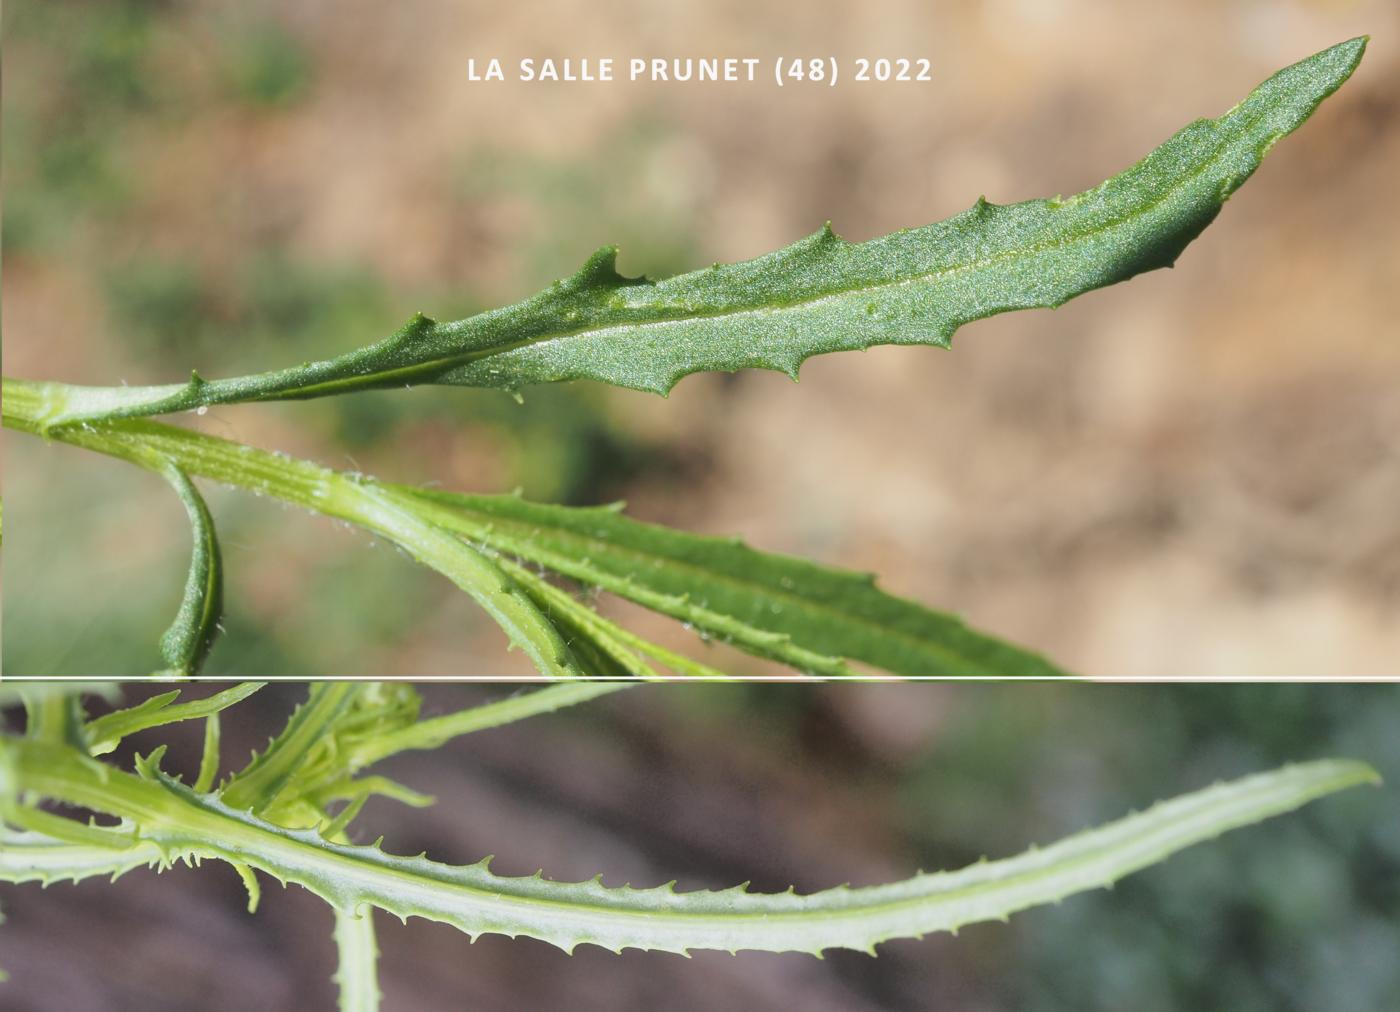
221;19;312;107
455;118;702;286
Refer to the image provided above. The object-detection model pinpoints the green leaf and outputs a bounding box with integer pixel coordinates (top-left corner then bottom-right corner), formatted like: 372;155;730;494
17;38;1366;426
194;711;223;793
407;490;1061;676
4;738;1378;957
340;682;633;772
20;691;88;749
0;805;138;852
0;827;165;887
3;379;586;678
83;682;265;756
221;683;363;815
0;682;118;711
156;466;224;675
221;684;433;834
3;382;1056;676
497;556;731;679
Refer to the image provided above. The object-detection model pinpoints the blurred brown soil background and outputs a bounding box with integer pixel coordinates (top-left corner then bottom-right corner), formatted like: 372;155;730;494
4;0;1399;674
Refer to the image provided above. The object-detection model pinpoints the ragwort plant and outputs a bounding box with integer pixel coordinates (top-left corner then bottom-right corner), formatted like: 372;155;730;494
1;39;1369;677
0;682;1381;1008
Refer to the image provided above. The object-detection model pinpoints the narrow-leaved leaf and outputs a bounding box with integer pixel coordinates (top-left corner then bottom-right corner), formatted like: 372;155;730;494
18;38;1366;427
3;738;1377;957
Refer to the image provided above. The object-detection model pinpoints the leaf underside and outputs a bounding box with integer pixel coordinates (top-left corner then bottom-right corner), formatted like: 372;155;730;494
1;740;1377;958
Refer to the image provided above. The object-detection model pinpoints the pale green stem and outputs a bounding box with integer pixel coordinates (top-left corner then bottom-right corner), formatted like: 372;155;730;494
333;905;382;1012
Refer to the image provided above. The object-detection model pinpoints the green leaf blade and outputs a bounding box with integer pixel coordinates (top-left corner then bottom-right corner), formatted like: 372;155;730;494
84;683;264;757
430;38;1364;395
6;739;1377;958
0;828;166;887
156;467;225;676
197;758;1384;956
16;39;1365;426
407;490;1063;675
221;683;363;815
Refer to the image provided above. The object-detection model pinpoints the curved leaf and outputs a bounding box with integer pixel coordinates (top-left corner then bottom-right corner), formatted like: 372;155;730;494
408;490;1063;676
5;738;1378;957
19;38;1366;426
83;682;264;756
2;381;584;677
156;466;224;676
3;383;1060;676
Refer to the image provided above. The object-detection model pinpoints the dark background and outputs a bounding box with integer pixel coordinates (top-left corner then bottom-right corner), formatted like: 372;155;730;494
5;0;1399;675
3;681;1398;1010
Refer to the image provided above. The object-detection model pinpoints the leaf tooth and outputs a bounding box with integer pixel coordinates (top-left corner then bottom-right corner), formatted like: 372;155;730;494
385;311;436;351
133;746;169;780
565;245;635;293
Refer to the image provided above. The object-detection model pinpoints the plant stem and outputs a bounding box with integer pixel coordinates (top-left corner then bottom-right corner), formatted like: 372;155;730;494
333;906;382;1012
3;377;580;677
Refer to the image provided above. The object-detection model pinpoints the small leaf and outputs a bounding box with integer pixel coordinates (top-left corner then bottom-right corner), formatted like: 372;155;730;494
84;682;265;756
194;712;222;794
157;466;224;676
340;682;633;772
20;691;89;749
231;860;262;914
221;684;363;815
